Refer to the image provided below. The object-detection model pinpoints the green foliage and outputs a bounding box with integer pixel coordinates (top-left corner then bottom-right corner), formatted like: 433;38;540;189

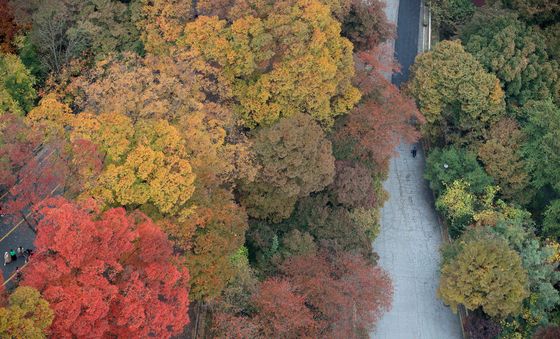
407;40;505;146
461;12;560;106
522;100;560;193
0;53;36;115
424;146;493;196
438;228;529;318
493;219;560;335
14;34;47;85
429;0;475;38
436;180;476;238
543;200;560;240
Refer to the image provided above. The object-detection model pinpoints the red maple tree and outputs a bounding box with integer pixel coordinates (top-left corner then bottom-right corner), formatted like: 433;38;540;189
22;197;190;338
281;252;393;338
0;113;42;195
336;49;424;171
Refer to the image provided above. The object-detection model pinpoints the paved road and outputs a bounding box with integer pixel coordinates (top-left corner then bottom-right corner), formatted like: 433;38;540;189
1;147;60;285
371;0;462;337
372;144;462;338
391;0;422;87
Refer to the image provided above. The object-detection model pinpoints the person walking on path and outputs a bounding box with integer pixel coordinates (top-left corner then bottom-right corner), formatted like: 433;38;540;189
24;248;33;263
17;246;24;257
9;249;17;262
411;146;417;158
4;251;10;266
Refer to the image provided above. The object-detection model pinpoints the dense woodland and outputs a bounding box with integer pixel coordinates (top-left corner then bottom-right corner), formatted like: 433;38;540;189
419;0;560;337
0;0;412;337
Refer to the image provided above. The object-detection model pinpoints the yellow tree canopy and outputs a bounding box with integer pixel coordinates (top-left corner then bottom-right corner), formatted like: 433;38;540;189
181;0;360;128
26;94;73;140
0;286;54;339
71;112;196;219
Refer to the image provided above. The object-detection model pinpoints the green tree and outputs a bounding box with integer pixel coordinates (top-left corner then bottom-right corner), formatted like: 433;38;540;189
461;12;560;106
0;53;36;115
0;286;54;339
522;100;560;193
424;146;493;196
543;200;560;240
240;113;335;222
492;219;560;335
429;0;475;38
436;179;476;238
18;0;140;72
505;0;560;26
407;40;505;146
438;228;529;318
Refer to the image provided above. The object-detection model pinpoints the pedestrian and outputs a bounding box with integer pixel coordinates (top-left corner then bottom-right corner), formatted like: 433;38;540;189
3;251;10;266
14;266;22;282
24;249;33;263
9;249;17;262
411;146;417;158
17;246;24;257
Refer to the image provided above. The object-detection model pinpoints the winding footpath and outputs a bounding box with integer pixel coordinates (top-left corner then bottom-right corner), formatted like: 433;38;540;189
371;0;463;337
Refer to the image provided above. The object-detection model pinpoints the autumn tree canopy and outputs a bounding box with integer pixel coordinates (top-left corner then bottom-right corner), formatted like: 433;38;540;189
438;228;529;318
23;197;190;338
71;113;196;219
477;117;532;204
240;113;335;221
214;252;393;338
407;40;505;146
0;286;54;339
181;0;361;128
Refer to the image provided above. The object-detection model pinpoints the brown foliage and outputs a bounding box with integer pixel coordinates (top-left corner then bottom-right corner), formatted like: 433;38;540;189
330;160;377;209
477;118;532;204
0;0;19;53
281;252;393;337
240;113;335;221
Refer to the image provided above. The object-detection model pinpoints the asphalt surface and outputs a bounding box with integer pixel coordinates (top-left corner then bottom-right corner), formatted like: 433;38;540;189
1;147;60;286
372;144;462;338
371;0;462;337
391;0;422;87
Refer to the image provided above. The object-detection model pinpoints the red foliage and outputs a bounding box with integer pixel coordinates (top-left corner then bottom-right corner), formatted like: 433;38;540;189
0;0;19;53
22;198;190;338
2;142;67;227
0;114;42;193
251;279;317;338
533;325;560;339
336;49;424;171
281;252;393;337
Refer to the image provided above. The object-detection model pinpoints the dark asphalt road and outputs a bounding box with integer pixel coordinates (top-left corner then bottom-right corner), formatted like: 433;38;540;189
392;0;422;87
1;147;60;286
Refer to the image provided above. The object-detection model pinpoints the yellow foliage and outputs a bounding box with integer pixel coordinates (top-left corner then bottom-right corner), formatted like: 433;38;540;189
25;94;73;140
